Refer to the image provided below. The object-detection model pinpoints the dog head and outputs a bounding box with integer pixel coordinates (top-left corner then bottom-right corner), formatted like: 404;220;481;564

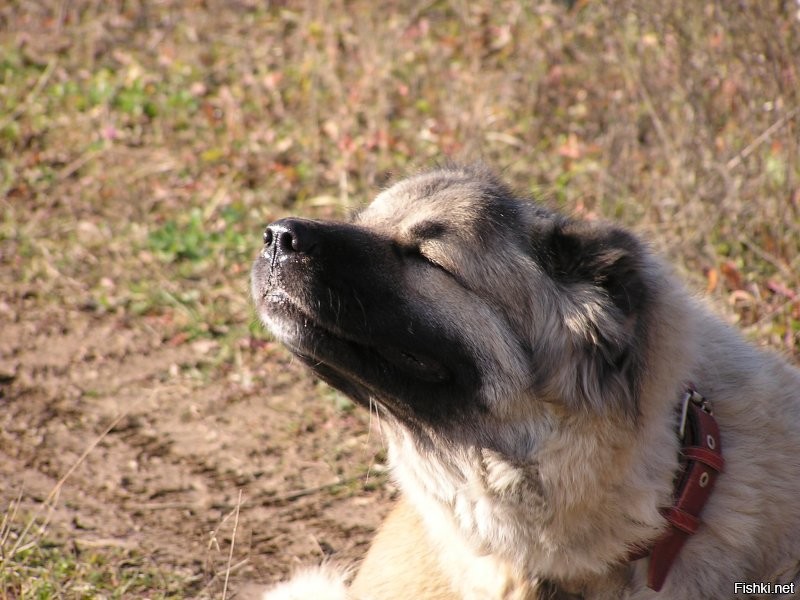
251;166;652;434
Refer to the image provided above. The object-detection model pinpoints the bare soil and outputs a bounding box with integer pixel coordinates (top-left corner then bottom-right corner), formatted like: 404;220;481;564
0;294;393;597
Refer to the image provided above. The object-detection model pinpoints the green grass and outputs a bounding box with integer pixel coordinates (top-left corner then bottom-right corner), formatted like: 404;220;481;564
1;543;186;599
0;520;188;599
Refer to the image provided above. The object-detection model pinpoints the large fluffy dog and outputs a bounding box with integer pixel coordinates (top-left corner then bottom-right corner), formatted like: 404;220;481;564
251;166;800;599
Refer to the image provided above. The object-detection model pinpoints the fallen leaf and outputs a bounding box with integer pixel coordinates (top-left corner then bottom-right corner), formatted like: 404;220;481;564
720;260;743;290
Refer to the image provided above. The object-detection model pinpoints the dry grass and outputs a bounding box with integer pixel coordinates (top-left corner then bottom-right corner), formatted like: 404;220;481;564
2;1;797;352
0;0;798;596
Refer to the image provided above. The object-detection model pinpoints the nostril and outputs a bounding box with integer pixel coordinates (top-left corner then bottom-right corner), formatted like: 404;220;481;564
277;230;297;252
263;226;299;251
263;218;318;255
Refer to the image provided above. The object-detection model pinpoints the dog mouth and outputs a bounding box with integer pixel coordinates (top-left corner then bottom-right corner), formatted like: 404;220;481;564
261;291;450;385
374;347;449;382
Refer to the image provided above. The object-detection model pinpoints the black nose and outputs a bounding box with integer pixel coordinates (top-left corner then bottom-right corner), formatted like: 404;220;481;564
263;218;319;255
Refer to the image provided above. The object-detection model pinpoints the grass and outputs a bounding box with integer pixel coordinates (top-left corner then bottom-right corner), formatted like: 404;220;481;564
0;526;186;600
1;0;798;596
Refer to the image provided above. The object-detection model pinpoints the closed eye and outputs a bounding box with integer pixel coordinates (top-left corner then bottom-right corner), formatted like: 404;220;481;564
393;242;450;275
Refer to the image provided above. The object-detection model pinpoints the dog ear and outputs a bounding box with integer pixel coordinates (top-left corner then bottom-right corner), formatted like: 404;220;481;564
546;221;648;316
540;220;650;417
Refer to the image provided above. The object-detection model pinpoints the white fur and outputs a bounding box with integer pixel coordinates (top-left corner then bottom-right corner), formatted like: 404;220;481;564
262;565;349;600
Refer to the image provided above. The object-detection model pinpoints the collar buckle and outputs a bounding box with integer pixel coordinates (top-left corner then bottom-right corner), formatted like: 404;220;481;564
678;386;713;440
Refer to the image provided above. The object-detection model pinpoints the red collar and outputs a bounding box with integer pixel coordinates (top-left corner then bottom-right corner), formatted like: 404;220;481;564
630;387;725;591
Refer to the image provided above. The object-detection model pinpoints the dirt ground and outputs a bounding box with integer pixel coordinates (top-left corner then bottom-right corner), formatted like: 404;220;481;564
0;284;393;597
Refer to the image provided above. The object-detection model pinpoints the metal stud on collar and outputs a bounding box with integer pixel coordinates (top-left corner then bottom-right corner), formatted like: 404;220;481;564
679;388;713;440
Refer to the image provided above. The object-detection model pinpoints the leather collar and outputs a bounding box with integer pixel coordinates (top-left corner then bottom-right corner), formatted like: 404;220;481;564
630;387;725;591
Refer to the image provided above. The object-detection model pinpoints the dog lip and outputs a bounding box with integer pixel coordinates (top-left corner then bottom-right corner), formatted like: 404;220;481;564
259;290;451;384
260;290;363;345
376;347;450;383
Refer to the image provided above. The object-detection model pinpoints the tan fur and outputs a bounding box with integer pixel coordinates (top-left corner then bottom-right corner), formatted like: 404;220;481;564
351;497;459;599
255;166;800;599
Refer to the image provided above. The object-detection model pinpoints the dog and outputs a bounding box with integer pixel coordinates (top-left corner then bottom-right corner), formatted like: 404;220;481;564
251;165;800;599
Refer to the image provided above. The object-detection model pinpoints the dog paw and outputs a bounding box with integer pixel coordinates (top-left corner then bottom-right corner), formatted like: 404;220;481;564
262;565;349;600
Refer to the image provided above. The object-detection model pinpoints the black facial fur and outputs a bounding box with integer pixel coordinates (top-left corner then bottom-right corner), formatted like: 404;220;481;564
251;216;482;429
